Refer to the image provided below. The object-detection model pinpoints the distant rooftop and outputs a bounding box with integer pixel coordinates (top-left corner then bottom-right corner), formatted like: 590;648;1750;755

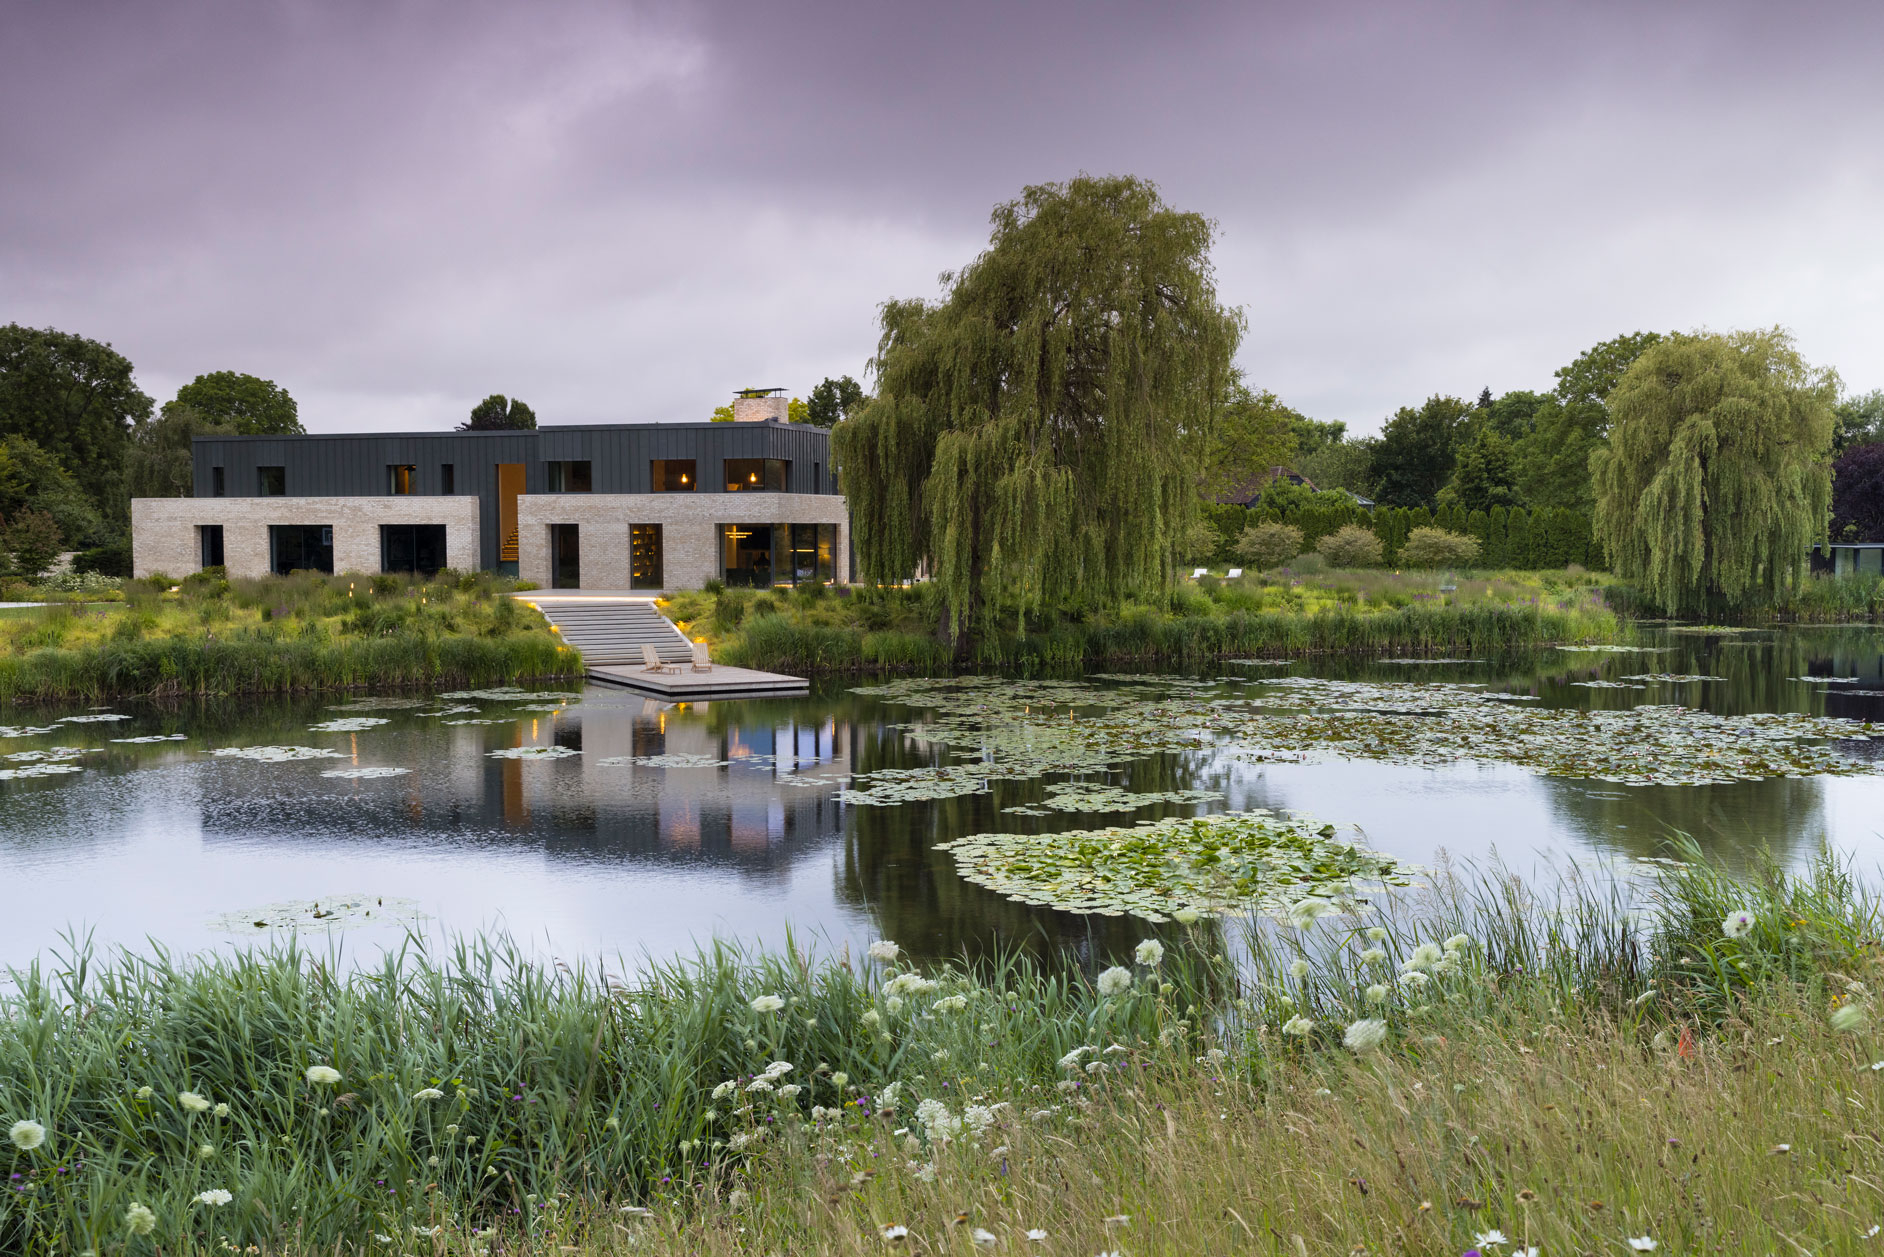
735;387;786;398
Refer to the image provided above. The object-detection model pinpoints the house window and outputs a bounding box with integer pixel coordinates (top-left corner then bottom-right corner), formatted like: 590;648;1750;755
547;460;592;492
440;463;455;495
199;525;224;569
787;523;837;583
381;524;448;575
720;524;774;587
630;524;663;589
388;464;417;495
724;458;787;492
258;466;286;496
210;466;225;497
268;524;332;574
813;461;821;493
550;524;581;588
652;459;694;491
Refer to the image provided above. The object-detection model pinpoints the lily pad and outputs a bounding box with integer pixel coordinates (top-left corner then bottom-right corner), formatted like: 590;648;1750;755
210;895;425;933
308;717;392;733
486;745;580;760
110;734;189;743
321;766;412;779
0;763;84;780
211;746;349;762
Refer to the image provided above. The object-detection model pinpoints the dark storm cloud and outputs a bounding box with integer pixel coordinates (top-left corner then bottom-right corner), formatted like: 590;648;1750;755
3;1;1881;434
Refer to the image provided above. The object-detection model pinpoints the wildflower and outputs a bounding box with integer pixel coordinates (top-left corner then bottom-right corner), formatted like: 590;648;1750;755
124;1203;157;1236
881;1224;909;1241
1365;983;1389;1003
868;940;902;963
1172;908;1202;924
412;1225;441;1238
1365;926;1387;941
1134;939;1165;967
777;1084;802;1099
1359;947;1387;965
1343;1019;1388;1054
877;1081;904;1110
1628;1238;1657;1251
1059;1046;1092;1070
428;1156;441;1166
1721;910;1755;939
1833;1003;1870;1033
1444;934;1472;952
963;1104;996;1136
134;1086;154;1100
197;1143;216;1158
305;1065;341;1086
750;994;785;1013
1399;970;1430;988
212;1102;231;1118
971;1228;997;1247
1025;1229;1048;1241
861;1009;882;1028
745;1078;774;1093
194;1189;233;1206
1475;1229;1508;1246
413;1088;445;1101
831;1071;849;1088
1288;959;1310;979
1096;966;1133;997
8;1119;46;1151
179;1091;211;1112
1286;897;1335;929
1281;1015;1315;1037
726;1191;748;1207
1402;943;1444;972
934;995;968;1013
764;1060;794;1076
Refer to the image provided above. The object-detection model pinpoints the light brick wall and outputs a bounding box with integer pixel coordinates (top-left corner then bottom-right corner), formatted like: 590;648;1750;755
131;497;481;579
514;493;849;591
731;395;788;423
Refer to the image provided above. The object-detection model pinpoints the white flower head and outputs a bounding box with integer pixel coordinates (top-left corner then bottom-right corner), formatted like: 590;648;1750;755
880;1224;909;1241
867;940;902;963
1721;910;1755;939
124;1203;157;1236
1343;1018;1388;1054
933;994;968;1013
1286;897;1336;929
414;1087;446;1101
1359;947;1387;965
304;1065;341;1086
1172;907;1203;924
1402;943;1444;972
1832;1003;1870;1033
745;1078;774;1093
178;1091;210;1112
1627;1238;1658;1252
711;1081;736;1100
1444;934;1472;953
1025;1228;1048;1241
212;1102;231;1118
194;1189;233;1206
763;1060;794;1077
1288;959;1310;979
1365;983;1390;1003
134;1086;154;1101
749;994;785;1013
1134;939;1165;967
8;1120;46;1151
1096;966;1133;997
971;1227;997;1247
776;1084;802;1099
1365;926;1388;941
1281;1015;1315;1037
1474;1229;1508;1246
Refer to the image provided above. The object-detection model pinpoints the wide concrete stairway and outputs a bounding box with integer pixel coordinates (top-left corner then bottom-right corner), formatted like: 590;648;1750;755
525;596;693;666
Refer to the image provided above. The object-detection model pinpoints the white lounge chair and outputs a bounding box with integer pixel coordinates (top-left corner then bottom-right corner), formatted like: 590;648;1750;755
1190;567;1208;579
1225;568;1243;579
640;643;680;674
690;643;713;673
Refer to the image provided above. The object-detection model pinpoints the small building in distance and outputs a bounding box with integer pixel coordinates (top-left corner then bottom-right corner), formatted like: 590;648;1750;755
130;390;849;591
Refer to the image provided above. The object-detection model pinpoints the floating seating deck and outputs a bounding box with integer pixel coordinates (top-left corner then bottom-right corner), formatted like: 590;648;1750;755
511;592;809;699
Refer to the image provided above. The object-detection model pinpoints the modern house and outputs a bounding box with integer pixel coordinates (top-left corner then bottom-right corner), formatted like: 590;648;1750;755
1810;540;1884;578
129;389;850;591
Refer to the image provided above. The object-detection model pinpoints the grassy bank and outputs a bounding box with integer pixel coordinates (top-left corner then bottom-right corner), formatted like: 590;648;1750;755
664;568;1622;675
4;847;1878;1254
0;569;580;704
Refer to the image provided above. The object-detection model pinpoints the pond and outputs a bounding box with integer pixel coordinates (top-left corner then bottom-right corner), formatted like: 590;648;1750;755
2;625;1882;971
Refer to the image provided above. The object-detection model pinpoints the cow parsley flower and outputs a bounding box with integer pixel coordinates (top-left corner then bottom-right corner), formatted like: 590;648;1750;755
1444;934;1472;953
831;1071;849;1088
868;940;901;963
777;1084;802;1099
124;1203;157;1236
763;1061;794;1077
178;1091;211;1112
1402;943;1444;972
8;1120;46;1151
1721;910;1755;939
1097;966;1133;996
933;995;968;1013
1172;907;1203;924
1287;897;1335;929
1359;947;1387;965
1288;959;1310;979
134;1086;154;1100
1365;926;1388;941
749;994;785;1013
305;1065;341;1086
1134;939;1164;967
1365;983;1389;1003
1832;1003;1870;1033
1281;1015;1315;1037
413;1087;445;1101
1343;1019;1388;1054
194;1189;233;1206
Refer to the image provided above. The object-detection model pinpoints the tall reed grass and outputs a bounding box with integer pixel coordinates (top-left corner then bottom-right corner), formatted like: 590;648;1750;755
4;845;1875;1253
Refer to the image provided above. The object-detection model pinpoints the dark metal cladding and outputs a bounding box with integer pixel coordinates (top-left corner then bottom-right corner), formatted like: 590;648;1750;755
190;422;835;571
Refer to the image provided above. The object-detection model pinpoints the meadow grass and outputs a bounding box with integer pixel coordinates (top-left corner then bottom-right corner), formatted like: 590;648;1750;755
0;569;580;703
3;845;1879;1254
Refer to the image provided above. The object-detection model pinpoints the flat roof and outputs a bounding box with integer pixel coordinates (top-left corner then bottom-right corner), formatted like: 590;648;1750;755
190;420;827;442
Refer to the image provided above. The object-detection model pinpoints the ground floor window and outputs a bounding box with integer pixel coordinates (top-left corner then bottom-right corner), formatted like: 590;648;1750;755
550;523;581;588
719;523;836;587
381;524;448;575
198;524;224;570
630;523;663;589
269;524;332;574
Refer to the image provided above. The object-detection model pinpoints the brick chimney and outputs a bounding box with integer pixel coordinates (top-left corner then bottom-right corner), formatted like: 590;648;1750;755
732;387;788;423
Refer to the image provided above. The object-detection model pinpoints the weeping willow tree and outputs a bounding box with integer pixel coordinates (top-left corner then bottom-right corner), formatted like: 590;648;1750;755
831;175;1243;639
1592;328;1837;617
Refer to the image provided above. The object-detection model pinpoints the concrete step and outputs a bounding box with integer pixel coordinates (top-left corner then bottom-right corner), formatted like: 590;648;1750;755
523;597;694;664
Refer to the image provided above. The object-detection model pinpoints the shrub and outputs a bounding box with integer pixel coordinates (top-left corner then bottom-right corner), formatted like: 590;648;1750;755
703;578;727;595
1317;524;1384;568
73;539;132;578
1236;522;1303;569
1400;526;1481;568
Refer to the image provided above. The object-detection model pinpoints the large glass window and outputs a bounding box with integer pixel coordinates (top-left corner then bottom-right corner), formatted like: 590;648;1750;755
724;458;787;492
550;523;581;588
268;524;332;574
652;459;694;492
547;460;592;492
630;524;663;589
381;524;447;575
199;525;224;569
786;524;837;583
720;524;775;588
258;466;286;496
388;464;416;494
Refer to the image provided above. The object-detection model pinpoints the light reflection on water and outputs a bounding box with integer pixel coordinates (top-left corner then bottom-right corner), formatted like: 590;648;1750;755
1;625;1881;972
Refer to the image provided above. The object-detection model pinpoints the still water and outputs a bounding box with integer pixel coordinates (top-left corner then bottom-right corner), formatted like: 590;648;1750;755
2;626;1882;970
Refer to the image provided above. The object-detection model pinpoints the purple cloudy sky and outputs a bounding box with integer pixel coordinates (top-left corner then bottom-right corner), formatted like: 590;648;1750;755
4;0;1882;435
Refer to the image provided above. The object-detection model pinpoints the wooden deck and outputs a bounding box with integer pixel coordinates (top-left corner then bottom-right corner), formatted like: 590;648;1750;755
586;662;810;699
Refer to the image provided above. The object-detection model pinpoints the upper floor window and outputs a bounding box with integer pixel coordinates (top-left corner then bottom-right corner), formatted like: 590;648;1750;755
652;459;694;492
440;463;455;495
724;458;787;492
258;466;286;497
210;466;225;497
546;460;592;492
388;464;417;494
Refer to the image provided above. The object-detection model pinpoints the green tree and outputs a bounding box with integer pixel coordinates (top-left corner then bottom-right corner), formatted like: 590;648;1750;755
1296;435;1379;498
458;395;537;431
1592;329;1836;616
1202;381;1298;501
1287;413;1346;460
831;175;1243;635
0;508;63;583
787;397;809;425
806;376;866;428
1370;395;1471;507
1236;521;1303;568
710;404;735;423
0;434;104;546
127;403;235;498
1399;526;1480;568
1513;398;1606;512
1438;427;1522;513
0;324;152;520
172;371;301;435
1554;331;1664;409
1482;389;1551;441
1316;524;1383;567
1833;388;1884;456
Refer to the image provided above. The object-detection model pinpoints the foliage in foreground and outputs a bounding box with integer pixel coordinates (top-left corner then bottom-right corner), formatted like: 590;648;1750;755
3;846;1879;1253
0;569;578;702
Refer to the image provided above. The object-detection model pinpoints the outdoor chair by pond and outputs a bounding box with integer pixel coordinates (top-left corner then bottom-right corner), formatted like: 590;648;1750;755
1225;568;1243;579
1191;567;1208;579
640;643;680;674
691;643;713;672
